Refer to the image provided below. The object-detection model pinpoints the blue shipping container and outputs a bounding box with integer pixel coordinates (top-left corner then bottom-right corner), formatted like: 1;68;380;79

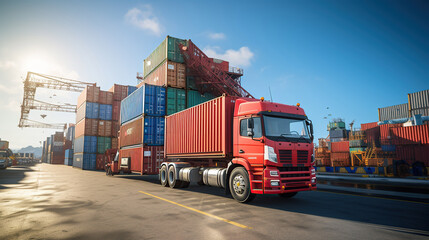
127;86;138;96
99;104;112;120
144;116;165;145
76;102;99;122
64;158;73;166
65;149;74;159
74;136;97;153
381;145;396;152
73;153;96;170
121;84;166;124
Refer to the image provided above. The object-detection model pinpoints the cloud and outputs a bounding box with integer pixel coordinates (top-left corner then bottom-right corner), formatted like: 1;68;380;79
208;32;226;40
203;46;254;67
0;60;16;69
125;5;162;36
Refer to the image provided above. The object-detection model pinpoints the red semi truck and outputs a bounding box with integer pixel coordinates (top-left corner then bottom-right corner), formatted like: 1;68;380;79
107;96;316;202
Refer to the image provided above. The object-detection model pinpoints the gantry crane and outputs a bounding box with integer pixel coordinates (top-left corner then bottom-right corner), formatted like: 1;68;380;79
19;72;95;130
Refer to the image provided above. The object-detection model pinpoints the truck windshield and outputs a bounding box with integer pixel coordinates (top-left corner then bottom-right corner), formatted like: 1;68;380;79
263;115;310;142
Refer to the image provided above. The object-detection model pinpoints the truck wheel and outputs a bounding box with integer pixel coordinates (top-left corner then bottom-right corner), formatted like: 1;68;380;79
229;167;255;203
279;192;297;198
168;165;183;188
160;165;169;187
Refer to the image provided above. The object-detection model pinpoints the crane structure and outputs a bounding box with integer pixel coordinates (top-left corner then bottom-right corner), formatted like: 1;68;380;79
19;72;95;130
179;40;254;99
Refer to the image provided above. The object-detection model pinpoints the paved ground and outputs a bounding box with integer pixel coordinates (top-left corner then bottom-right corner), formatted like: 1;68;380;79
1;164;429;240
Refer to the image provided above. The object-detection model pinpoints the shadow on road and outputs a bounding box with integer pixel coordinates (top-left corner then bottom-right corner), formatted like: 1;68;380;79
0;166;34;189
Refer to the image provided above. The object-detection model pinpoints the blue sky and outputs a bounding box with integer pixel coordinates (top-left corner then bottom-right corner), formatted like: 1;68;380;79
0;0;428;148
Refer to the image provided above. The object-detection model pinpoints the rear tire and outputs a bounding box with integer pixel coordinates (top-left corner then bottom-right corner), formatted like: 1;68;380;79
229;167;255;203
160;165;169;187
279;192;297;198
168;165;183;188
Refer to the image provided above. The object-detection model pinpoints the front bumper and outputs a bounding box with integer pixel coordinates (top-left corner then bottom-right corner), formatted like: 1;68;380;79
262;166;317;194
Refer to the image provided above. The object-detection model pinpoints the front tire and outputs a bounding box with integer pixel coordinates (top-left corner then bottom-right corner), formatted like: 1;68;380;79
160;165;169;187
229;167;255;203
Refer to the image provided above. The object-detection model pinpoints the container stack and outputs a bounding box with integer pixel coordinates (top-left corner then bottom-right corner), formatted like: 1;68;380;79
63;124;75;166
328;119;348;144
330;141;350;166
50;132;65;164
314;138;331;166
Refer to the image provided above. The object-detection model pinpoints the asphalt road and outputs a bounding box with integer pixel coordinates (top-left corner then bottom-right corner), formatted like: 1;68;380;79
1;164;428;240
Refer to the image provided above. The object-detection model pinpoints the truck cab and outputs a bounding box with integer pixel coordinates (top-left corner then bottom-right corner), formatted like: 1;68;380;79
231;98;316;199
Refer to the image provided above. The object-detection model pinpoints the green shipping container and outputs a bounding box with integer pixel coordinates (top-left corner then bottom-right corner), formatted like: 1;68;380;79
187;76;197;90
349;147;366;152
97;137;111;154
167;88;186;115
144;36;187;78
187;90;215;108
328;121;346;130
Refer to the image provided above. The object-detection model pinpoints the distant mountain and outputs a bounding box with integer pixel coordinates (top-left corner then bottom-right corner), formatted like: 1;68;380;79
12;146;43;158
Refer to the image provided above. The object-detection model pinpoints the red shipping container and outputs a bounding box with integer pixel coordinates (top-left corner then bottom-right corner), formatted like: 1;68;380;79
99;91;113;105
137;60;186;89
391;125;429;145
111;138;118;149
112;100;121;121
96;154;105;170
119;146;164;174
395;145;429;166
98;120;112;137
380;123;402;140
75;119;99;138
64;140;73;150
165;96;235;159
361;122;378;131
331;141;349;153
120;117;143;148
111;121;120;137
77;85;100;108
109;84;128;101
365;126;380;145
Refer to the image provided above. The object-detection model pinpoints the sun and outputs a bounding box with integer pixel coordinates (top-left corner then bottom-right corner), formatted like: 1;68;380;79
21;53;53;74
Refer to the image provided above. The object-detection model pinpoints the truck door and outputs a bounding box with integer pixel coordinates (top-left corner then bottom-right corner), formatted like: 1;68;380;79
236;117;264;165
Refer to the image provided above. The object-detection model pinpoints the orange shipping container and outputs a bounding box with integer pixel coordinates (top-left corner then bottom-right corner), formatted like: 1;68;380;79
112;100;121;121
75;119;99;138
109;84;128;101
111;121;120;137
77;85;100;108
138;60;186;89
361;122;378;131
330;152;350;166
111;138;118;149
98;120;112;137
96;154;105;170
119;146;164;175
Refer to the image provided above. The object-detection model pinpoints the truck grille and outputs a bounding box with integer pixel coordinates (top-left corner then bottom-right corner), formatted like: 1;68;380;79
278;150;292;164
297;150;308;164
278;166;311;185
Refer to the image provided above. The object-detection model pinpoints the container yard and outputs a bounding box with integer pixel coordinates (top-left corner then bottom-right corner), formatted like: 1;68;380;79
2;2;429;240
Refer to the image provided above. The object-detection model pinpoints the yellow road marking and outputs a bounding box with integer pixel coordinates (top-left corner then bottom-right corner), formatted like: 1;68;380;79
138;191;252;229
317;189;429;205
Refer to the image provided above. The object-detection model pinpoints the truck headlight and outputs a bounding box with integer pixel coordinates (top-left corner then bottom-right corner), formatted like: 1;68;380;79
311;168;316;175
264;145;277;163
271;180;280;186
311;177;316;183
270;170;279;176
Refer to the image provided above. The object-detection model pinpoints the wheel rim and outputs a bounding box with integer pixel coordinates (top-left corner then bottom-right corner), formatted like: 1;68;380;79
232;174;246;195
161;169;166;182
169;170;174;183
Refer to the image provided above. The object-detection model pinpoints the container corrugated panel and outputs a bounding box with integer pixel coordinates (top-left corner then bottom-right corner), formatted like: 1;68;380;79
166;88;186;115
120;117;143;148
330;129;347;138
120;84;166;124
127;86;138;96
187;90;215;108
391;124;429;145
98;120;112;137
187;76;197;90
111;138;118;149
97;137;111;154
119;146;164;174
73;153;96;170
330;153;350;166
64;158;73;166
76;102;99;122
111;121;120;137
331;141;349;152
99;90;113;105
144;116;165;146
139;60;187;89
378;103;409;121
365;126;381;146
381;145;396;152
361;122;378;131
380;123;402;140
349;140;366;148
330;137;347;143
75;119;99;138
99;104;112;120
165;96;235;159
409;89;429;117
109;84;128;101
50;152;64;164
143;36;187;78
66;126;75;141
350;147;366;152
112;100;121;121
65;149;74;159
77;86;100;108
74;136;97;153
96;154;105;170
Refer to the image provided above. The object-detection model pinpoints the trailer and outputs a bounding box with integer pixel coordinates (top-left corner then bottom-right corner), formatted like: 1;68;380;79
107;96;316;202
